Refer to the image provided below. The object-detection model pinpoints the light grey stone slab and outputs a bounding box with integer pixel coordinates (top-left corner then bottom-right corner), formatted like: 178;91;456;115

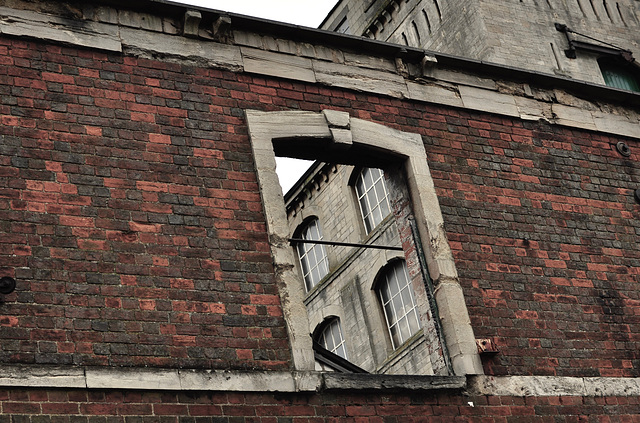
406;81;464;108
469;375;586;396
459;85;520;117
178;370;299;392
344;52;396;71
583;377;640;397
322;109;351;128
241;47;316;83
0;6;121;52
426;68;497;90
515;96;551;121
233;30;264;48
592;111;640;139
314;60;408;98
551;104;598;131
118;9;163;32
120;27;242;70
0;365;86;388
85;368;181;390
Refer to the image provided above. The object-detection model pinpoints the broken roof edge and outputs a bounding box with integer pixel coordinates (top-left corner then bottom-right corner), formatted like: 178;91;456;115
7;0;640;106
148;0;639;106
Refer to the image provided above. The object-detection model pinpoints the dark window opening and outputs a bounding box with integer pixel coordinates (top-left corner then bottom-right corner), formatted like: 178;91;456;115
598;57;640;92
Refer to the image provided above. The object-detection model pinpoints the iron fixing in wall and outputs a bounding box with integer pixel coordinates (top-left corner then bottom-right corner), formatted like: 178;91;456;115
616;141;631;157
0;276;16;295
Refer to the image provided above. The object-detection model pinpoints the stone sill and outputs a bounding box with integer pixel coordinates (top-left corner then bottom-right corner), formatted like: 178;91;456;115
0;365;465;393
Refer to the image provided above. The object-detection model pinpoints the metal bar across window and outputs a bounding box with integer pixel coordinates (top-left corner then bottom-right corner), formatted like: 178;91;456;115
289;238;403;251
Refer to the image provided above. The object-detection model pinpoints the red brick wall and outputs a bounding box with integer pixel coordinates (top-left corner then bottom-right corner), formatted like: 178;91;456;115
1;388;639;421
1;34;640;377
0;37;289;369
425;113;640;377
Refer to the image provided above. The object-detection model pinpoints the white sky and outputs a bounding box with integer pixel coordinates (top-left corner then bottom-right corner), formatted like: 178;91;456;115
174;0;337;27
175;0;338;192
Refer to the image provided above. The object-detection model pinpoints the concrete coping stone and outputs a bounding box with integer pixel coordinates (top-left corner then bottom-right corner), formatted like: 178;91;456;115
0;365;465;393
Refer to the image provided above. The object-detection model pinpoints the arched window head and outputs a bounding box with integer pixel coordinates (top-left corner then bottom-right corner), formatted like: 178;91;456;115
316;317;347;359
295;218;329;291
355;167;391;233
376;260;421;349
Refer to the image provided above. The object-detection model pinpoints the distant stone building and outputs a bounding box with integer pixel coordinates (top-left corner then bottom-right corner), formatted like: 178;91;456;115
321;0;640;90
285;162;434;375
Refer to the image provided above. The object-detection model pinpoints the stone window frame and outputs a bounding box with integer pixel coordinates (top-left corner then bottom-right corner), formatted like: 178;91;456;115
246;109;482;375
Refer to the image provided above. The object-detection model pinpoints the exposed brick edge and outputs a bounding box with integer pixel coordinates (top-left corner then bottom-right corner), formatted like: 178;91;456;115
468;375;640;397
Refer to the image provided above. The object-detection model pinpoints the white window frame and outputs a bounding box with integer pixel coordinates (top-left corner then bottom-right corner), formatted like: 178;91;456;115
377;260;421;349
355;167;392;233
296;218;329;291
317;318;347;359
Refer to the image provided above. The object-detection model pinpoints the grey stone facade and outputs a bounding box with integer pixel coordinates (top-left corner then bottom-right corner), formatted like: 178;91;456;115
285;162;435;375
321;0;640;88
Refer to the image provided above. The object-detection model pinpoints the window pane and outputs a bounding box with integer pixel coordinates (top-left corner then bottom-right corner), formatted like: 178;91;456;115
355;168;391;233
297;219;329;291
377;261;422;349
318;319;347;359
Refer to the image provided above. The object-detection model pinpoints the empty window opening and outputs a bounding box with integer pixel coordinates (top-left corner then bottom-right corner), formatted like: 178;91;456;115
245;109;484;376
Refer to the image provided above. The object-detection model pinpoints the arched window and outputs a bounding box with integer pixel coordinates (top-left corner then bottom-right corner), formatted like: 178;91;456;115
355;167;391;233
316;318;347;359
296;218;329;291
377;260;421;349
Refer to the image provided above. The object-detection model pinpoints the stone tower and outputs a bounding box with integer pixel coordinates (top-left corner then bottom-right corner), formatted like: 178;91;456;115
321;0;640;89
